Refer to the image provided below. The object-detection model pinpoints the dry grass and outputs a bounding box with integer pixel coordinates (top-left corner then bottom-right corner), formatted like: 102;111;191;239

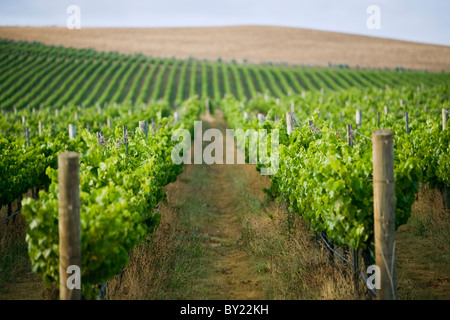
1;26;449;71
0;192;44;300
396;185;450;300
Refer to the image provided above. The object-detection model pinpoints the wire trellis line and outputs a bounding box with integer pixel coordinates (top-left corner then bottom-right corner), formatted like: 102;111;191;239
318;232;378;297
0;208;21;224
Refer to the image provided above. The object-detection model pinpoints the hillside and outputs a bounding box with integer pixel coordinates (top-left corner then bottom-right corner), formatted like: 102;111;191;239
1;26;449;71
0;39;447;110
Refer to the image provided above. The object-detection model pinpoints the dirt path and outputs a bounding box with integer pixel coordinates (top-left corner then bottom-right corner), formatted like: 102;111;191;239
108;111;289;299
156;112;272;299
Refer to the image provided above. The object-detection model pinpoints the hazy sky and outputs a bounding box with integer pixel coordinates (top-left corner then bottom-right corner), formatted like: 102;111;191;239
0;0;449;46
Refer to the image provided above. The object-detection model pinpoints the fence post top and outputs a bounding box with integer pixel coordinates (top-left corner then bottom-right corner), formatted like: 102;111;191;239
59;151;79;159
372;129;393;138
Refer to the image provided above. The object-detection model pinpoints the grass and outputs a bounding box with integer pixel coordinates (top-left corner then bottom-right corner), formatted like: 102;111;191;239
0;199;44;299
396;185;450;300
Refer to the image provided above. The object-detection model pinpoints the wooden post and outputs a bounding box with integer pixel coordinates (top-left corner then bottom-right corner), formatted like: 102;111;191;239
123;125;128;156
55;109;59;117
128;109;132;116
174;112;180;123
151;119;156;132
107;118;112;129
139;120;148;138
97;132;104;146
443;109;448;130
346;124;353;147
291;102;295;113
286;112;293;135
346;125;358;298
384;105;389;115
97;105;102;114
356;110;362;127
39;121;43;136
14;107;17;115
75;112;78;121
22;116;26;124
404;112;409;135
58;152;81;300
372;129;397;300
243;112;249;120
258;113;265;124
69;124;76;139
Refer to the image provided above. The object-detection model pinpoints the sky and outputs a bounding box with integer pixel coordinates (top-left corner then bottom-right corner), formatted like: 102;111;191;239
0;0;449;46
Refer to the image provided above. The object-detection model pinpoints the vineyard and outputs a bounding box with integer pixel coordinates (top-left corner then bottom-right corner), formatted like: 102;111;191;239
0;38;449;300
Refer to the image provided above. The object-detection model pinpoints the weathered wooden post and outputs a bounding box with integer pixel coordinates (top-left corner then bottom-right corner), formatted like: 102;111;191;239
443;109;448;130
139;120;148;138
346;124;353;147
243;112;249;120
58;152;81;300
372;129;397;300
356;110;362;127
258;113;265;124
107;118;112;129
286;112;293;135
384;105;389;115
39;121;43;136
123;125;128;156
69;124;76;139
291;102;295;113
404;112;409;135
174;112;180;123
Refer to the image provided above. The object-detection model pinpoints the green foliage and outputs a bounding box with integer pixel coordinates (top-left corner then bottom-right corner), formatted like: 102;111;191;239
221;85;449;249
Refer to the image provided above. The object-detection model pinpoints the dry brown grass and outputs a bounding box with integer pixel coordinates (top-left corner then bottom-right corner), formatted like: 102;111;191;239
1;26;449;71
0;191;44;300
396;185;450;300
